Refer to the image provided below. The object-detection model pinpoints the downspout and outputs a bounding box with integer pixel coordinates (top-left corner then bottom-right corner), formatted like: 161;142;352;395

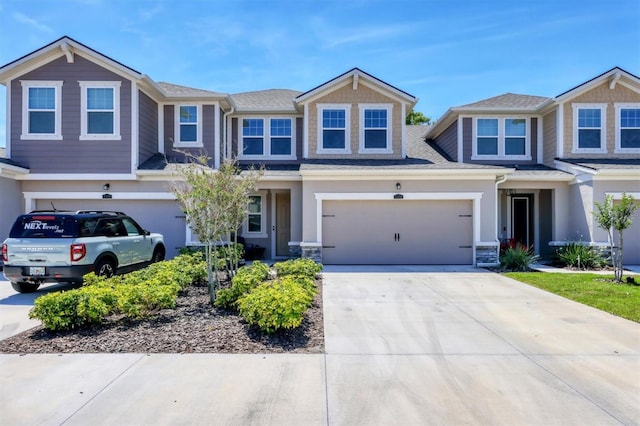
495;174;508;245
222;105;235;160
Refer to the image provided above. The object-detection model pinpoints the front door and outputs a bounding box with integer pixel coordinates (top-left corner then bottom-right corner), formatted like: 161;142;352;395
275;192;291;257
511;195;532;248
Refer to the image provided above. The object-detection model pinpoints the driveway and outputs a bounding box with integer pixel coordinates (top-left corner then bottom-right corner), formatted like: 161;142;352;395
1;267;639;425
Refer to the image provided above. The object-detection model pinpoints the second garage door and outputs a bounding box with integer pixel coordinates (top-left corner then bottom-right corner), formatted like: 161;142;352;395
322;200;473;265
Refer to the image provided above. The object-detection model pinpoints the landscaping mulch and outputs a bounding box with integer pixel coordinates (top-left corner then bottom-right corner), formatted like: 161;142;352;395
0;278;324;354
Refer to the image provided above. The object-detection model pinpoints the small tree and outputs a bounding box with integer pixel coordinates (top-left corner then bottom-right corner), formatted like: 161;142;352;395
593;193;639;282
405;110;431;125
170;154;262;304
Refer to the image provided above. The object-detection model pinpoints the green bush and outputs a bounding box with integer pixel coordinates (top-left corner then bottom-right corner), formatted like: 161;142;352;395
30;252;206;331
214;261;271;309
178;244;244;270
555;242;607;270
274;258;322;278
500;244;539;272
237;276;315;334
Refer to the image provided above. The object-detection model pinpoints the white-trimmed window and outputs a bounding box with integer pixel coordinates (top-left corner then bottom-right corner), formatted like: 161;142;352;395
21;80;63;140
572;104;607;153
359;104;392;153
239;117;295;158
174;105;202;147
472;117;530;159
615;103;640;153
79;81;121;140
243;193;267;238
317;104;351;153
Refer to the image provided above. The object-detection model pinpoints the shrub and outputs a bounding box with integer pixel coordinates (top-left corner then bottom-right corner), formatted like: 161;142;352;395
274;258;322;278
237;276;315;334
30;252;206;331
178;244;243;270
214;261;271;309
556;242;607;270
500;244;539;272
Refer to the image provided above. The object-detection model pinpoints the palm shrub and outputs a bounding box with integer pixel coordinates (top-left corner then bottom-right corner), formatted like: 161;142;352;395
500;243;539;272
555;242;607;270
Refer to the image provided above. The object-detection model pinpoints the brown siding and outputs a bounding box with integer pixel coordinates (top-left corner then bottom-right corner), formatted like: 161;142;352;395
11;55;132;173
562;82;640;158
433;120;458;161
138;90;158;165
543;109;557;167
307;82;403;159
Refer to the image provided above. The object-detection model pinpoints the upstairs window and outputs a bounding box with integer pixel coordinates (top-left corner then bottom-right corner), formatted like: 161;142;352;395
20;80;63;140
239;117;295;158
473;117;530;159
174;105;202;147
318;104;351;153
360;104;392;152
79;81;121;140
242;118;265;156
615;104;640;152
270;118;292;156
572;104;606;153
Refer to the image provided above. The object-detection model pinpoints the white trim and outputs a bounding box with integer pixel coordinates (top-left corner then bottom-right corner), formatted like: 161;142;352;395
313;192;483;255
316;103;352;154
214;103;221;168
242;191;268;239
536;115;543;164
606;192;640;200
173;104;203;148
614;103;640;154
6;77;11;155
571;103;607;154
78;81;122;140
401;103;407;158
471;116;532;160
16;173;137;181
131;81;139;171
158;103;165;154
237;116;297;160
303;104;309;158
457;117;463;162
20;80;64;140
358;103;393;154
22;191;176;214
557;103;564;158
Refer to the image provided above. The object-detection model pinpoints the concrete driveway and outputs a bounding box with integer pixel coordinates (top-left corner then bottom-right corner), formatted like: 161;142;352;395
1;267;639;425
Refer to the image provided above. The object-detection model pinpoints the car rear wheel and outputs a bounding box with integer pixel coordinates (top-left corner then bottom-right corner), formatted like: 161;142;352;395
95;258;116;278
11;281;40;293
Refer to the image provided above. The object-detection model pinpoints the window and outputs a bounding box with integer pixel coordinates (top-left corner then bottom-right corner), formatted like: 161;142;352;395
243;194;266;238
317;104;351;153
79;81;121;140
473;117;530;159
239;117;295;158
242;118;264;156
359;104;392;152
174;105;202;147
20;80;63;140
572;104;606;153
270;118;292;155
615;104;640;152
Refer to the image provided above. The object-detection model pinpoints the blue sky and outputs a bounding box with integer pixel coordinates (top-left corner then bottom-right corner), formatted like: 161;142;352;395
1;0;639;148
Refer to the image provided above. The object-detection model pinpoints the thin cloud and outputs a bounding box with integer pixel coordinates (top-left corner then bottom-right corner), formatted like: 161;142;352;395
13;12;52;33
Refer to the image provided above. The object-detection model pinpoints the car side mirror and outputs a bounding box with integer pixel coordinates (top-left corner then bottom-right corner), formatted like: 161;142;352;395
143;230;150;236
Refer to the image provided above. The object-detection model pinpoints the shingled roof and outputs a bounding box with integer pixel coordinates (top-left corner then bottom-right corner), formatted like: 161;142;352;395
230;89;302;112
156;82;226;98
459;93;551;109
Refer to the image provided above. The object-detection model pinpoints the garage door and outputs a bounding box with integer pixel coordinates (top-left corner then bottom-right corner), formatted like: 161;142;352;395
322;200;473;265
35;199;185;259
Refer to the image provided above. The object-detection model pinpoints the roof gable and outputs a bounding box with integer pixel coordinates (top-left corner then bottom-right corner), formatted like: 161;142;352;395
555;67;640;102
295;68;417;106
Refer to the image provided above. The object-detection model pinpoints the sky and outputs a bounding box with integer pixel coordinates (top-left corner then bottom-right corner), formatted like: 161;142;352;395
1;0;639;148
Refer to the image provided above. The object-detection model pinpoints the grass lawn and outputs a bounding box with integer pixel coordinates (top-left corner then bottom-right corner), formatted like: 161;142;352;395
504;272;640;323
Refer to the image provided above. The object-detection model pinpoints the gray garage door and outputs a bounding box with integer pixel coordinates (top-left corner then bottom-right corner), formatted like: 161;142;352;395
322;200;473;265
36;199;186;259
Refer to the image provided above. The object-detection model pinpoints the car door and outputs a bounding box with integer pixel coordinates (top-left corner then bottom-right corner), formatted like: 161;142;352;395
96;218;132;266
121;217;152;264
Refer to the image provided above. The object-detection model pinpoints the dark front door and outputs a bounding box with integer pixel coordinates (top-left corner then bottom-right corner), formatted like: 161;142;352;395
512;195;533;248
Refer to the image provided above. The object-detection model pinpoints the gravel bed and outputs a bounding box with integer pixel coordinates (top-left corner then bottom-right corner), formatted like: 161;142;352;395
0;279;324;354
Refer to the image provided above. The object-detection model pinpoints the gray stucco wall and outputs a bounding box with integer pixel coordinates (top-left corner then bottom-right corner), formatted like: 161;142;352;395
10;55;132;173
0;177;22;241
138;90;158;165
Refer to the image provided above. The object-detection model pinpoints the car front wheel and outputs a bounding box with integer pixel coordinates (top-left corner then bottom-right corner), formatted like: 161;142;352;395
11;281;40;293
95;258;116;278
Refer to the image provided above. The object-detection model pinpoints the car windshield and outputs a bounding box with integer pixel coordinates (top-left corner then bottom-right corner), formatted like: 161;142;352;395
9;216;79;238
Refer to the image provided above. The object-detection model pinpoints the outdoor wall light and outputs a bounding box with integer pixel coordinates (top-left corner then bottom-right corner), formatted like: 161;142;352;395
396;182;401;190
103;183;110;191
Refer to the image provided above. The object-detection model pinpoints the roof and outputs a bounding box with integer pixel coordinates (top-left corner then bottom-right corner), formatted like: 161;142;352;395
459;93;551;109
0;147;6;158
556;158;640;171
556;67;640;100
156;82;226;98
230;89;302;112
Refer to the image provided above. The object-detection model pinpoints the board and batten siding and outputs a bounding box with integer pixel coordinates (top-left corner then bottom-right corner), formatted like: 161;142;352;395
138;90;158;165
10;55;132;174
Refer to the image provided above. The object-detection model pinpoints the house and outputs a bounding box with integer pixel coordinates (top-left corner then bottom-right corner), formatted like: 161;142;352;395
1;37;638;266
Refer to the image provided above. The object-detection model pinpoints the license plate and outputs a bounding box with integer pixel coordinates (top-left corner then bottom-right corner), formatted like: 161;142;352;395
29;267;45;276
